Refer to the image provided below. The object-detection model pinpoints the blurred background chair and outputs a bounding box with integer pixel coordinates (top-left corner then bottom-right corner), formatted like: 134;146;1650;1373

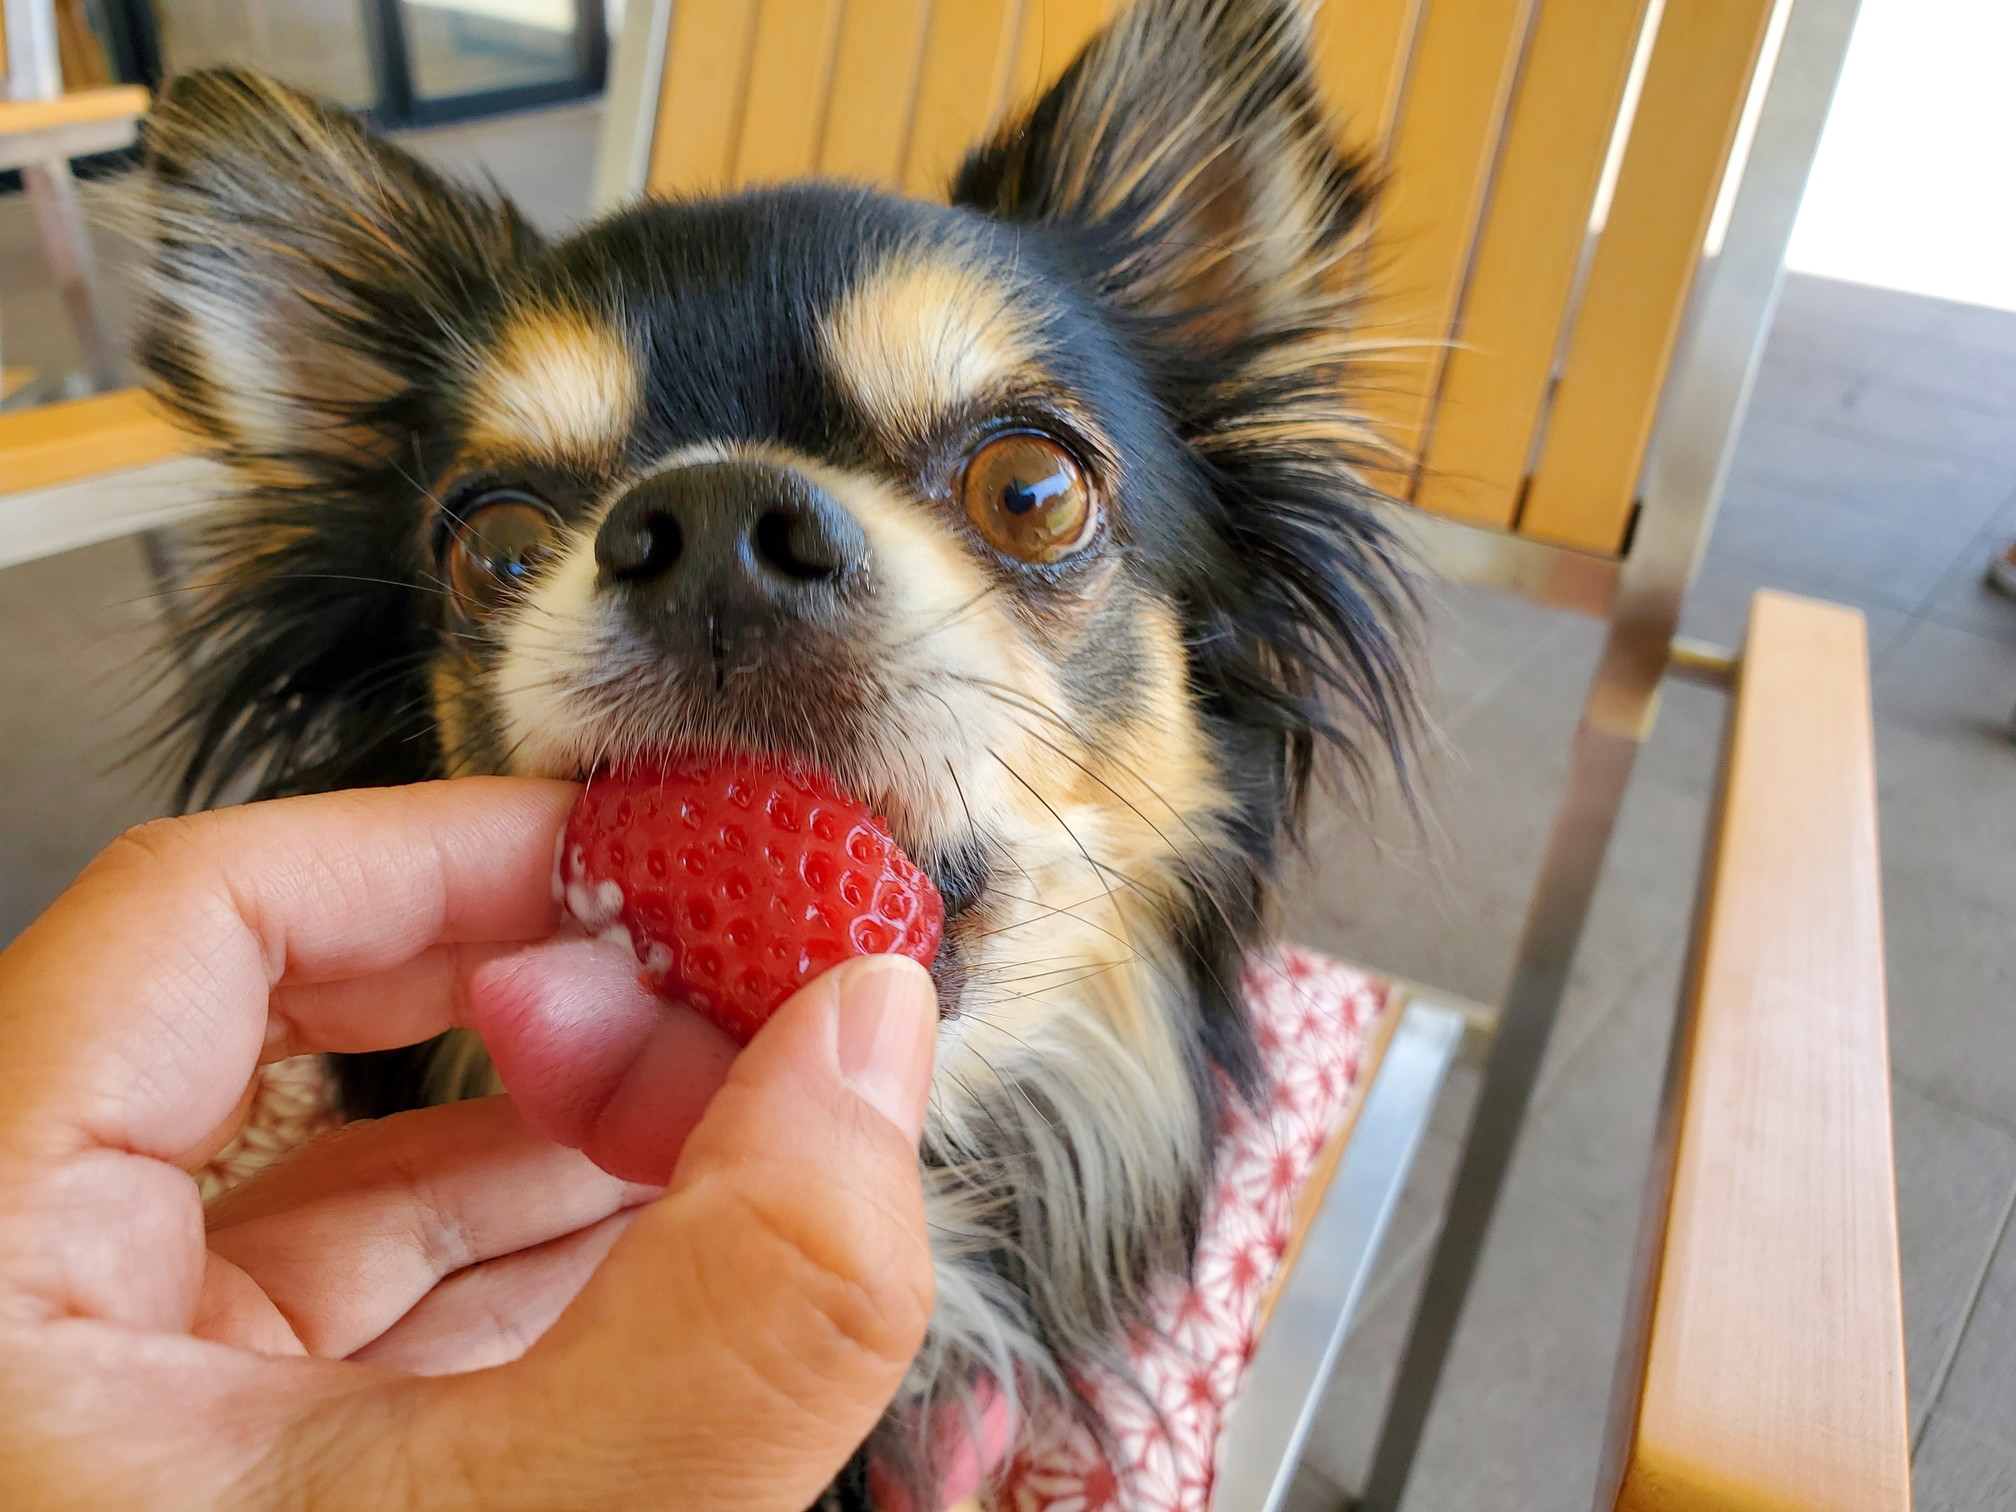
0;0;146;400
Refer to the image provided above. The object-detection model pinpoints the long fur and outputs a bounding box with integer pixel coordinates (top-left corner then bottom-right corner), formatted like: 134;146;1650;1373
133;4;1419;1507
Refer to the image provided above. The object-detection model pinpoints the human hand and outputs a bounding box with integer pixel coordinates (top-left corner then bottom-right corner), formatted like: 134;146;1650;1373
0;779;937;1510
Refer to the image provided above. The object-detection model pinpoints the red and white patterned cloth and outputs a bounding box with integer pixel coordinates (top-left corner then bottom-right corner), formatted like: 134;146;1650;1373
197;945;1390;1512
991;946;1387;1512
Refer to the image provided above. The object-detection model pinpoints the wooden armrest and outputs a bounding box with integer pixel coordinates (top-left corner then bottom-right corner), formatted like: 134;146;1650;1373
0;388;191;496
1612;591;1909;1511
0;84;148;135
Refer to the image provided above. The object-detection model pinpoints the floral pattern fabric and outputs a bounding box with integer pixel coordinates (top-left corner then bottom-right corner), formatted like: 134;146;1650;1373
994;947;1387;1512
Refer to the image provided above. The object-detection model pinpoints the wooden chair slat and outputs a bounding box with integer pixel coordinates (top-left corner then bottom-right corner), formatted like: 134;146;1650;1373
1519;0;1781;552
1412;0;1656;529
1352;0;1538;502
733;0;849;183
1618;591;1909;1512
1310;0;1425;154
818;0;936;184
899;0;1026;199
0;84;148;136
0;389;187;496
644;0;763;195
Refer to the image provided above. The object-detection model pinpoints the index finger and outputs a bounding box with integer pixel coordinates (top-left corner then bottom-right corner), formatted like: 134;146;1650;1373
0;778;576;1165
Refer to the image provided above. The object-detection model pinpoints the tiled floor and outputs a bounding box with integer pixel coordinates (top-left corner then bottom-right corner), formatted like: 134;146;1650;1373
1281;272;2016;1510
2;108;2013;1510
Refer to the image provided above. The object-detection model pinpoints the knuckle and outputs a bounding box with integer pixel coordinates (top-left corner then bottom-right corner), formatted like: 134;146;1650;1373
88;813;212;880
710;1175;934;1374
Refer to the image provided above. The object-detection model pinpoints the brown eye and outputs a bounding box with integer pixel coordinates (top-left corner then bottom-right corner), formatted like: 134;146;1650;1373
959;432;1097;564
448;495;559;614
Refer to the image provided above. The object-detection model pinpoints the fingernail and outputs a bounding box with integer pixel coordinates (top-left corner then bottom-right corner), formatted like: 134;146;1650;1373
833;955;937;1143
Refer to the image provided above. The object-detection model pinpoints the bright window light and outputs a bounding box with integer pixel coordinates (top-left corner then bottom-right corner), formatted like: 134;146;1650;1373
1786;0;2016;312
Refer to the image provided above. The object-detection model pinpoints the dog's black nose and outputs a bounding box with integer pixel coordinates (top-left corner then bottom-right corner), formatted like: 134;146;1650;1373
595;461;869;652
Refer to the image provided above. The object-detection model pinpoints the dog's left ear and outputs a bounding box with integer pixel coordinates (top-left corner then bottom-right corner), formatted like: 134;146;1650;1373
953;0;1372;353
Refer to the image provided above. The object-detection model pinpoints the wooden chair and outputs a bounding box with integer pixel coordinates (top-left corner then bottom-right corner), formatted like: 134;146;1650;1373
0;0;197;568
0;0;147;398
594;2;1906;1509
0;1;1908;1506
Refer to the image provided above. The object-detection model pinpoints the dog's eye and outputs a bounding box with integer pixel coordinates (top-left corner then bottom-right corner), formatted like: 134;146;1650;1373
959;433;1096;564
448;495;560;614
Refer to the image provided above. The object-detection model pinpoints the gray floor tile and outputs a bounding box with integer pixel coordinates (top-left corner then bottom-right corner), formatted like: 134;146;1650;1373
1871;619;2016;910
1931;1187;2016;1440
1890;327;2016;422
1281;589;1626;1016
1518;776;1706;1104
1762;274;1950;380
1705;480;1988;619
1412;582;1595;737
1304;1179;1637;1508
1884;869;2016;1133
1915;1410;2016;1512
1889;1083;2016;1423
1281;1463;1349;1512
1511;943;1686;1227
1682;537;1920;661
1631;671;1732;797
1725;413;2016;540
1283;746;1561;1013
1920;534;2016;649
1745;351;1859;432
1815;377;2016;473
1875;602;2016;728
1925;299;2016;359
1875;628;2016;1132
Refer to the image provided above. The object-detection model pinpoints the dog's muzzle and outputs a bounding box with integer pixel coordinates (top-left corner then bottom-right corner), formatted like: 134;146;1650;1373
594;461;872;676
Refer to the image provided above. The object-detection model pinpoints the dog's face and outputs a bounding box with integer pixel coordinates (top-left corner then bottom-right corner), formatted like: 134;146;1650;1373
431;198;1237;1081
138;1;1413;1115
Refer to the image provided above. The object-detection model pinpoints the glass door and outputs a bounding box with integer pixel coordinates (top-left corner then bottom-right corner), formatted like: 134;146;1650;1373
135;0;605;128
147;0;379;111
367;0;607;124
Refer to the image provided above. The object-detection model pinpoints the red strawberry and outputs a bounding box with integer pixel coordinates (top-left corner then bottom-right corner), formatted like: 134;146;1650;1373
559;752;943;1044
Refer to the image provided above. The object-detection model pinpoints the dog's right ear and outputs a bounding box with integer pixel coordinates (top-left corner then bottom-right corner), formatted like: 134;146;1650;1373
136;67;538;485
133;70;538;811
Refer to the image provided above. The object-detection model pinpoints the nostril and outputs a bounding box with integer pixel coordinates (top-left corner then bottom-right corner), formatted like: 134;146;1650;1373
753;507;840;582
605;510;683;581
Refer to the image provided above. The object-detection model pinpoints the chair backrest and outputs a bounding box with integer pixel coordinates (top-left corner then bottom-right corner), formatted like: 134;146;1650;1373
608;0;1785;563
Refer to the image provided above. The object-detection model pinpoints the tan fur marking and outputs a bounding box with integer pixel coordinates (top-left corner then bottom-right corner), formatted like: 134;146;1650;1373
468;309;640;460
823;252;1040;438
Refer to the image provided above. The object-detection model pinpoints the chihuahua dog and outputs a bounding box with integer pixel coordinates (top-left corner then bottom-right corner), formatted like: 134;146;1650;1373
135;0;1415;1502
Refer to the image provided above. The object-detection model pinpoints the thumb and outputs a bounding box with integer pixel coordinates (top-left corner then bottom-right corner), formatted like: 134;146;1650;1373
422;953;938;1511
